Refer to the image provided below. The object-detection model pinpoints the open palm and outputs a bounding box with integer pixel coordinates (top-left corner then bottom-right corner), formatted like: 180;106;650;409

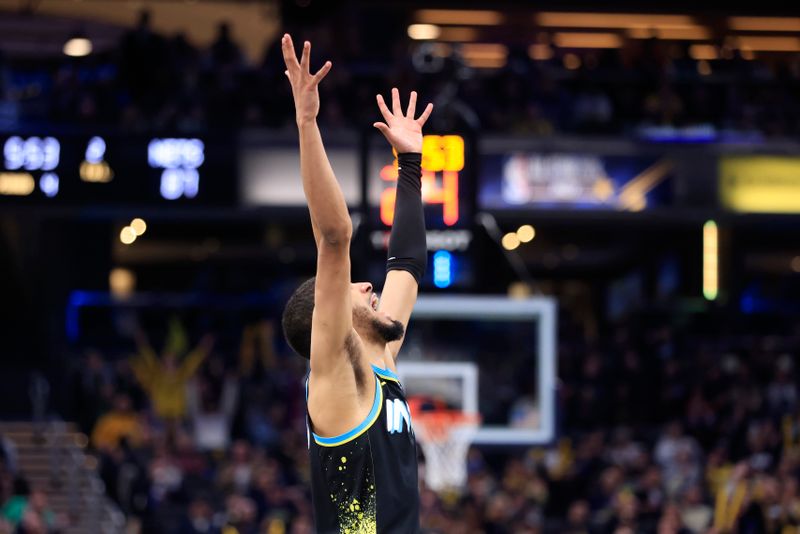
281;34;332;125
374;88;434;154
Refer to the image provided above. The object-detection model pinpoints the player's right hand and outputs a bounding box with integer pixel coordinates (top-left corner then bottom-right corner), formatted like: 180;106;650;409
281;34;332;126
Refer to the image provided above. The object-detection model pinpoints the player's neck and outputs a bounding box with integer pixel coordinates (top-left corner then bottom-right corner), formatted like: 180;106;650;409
356;332;389;367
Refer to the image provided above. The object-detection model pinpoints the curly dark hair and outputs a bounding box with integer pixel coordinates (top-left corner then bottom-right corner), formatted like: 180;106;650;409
281;277;316;359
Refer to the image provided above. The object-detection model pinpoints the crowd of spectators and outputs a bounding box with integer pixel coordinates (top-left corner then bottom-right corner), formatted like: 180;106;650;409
2;10;800;137
0;430;64;533
74;319;310;534
1;311;799;533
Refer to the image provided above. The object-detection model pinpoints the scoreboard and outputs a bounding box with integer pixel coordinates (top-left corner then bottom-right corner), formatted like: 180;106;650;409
376;135;465;227
0;133;237;206
367;133;475;290
2;130;474;289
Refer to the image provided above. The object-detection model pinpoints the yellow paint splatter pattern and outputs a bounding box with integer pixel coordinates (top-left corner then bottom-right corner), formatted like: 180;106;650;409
330;455;376;534
335;493;376;534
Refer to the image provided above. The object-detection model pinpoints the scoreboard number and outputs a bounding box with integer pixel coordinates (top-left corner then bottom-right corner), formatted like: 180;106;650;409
380;135;464;227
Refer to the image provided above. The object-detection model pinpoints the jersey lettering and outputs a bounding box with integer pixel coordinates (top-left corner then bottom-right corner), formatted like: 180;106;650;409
386;399;412;434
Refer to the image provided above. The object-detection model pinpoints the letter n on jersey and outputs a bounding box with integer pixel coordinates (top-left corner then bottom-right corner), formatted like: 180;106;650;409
386;399;412;434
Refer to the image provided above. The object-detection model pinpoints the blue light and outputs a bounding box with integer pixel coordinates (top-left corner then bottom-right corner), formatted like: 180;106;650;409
4;136;60;171
433;250;452;288
85;136;106;164
149;138;203;200
39;172;59;197
148;138;204;169
160;168;199;200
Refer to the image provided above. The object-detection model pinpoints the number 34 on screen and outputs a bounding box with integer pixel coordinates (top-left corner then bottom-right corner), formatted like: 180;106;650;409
380;135;464;227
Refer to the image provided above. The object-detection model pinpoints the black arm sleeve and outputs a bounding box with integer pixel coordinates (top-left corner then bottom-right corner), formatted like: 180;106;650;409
386;152;427;283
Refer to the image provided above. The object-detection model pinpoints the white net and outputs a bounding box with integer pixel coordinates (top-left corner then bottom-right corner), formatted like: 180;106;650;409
413;413;480;493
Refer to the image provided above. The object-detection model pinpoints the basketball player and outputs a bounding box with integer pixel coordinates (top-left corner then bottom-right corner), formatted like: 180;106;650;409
279;34;431;533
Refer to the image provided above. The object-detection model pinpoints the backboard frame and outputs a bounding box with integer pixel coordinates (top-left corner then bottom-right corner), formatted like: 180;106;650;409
397;295;558;446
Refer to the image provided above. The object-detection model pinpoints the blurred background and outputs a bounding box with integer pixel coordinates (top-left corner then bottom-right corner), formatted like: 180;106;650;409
1;0;800;532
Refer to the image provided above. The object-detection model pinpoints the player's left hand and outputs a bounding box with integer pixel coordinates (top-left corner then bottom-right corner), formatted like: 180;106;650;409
374;88;433;154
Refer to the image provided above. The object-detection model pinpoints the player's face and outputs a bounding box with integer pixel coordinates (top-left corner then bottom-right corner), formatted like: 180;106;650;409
351;281;381;317
350;282;405;343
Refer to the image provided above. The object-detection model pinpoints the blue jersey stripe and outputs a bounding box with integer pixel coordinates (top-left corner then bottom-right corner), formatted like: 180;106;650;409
370;364;401;382
311;374;383;447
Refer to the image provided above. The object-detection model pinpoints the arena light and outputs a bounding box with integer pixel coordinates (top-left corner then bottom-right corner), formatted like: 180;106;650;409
438;27;480;42
501;232;520;251
516;225;535;243
536;12;696;29
432;251;453;288
553;32;622;48
430;43;453;57
109;268;136;300
0;172;34;196
627;27;710;40
63;36;92;57
689;44;718;60
563;53;581;70
120;226;137;245
729;17;800;32
130;218;147;236
703;220;718;301
528;44;553;61
416;9;503;26
460;43;508;69
735;36;800;52
408;24;441;40
461;56;506;69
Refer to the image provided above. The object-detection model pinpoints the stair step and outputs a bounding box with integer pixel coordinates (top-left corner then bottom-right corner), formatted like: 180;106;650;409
0;421;78;433
16;462;98;473
3;431;88;447
22;476;93;488
2;421;123;533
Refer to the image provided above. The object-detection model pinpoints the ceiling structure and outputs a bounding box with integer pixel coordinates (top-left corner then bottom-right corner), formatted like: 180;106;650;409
0;0;797;67
0;0;280;60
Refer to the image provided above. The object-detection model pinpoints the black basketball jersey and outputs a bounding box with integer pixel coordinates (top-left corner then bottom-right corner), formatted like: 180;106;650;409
305;364;420;534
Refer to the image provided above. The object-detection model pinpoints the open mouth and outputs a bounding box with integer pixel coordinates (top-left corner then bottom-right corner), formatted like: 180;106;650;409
370;293;379;311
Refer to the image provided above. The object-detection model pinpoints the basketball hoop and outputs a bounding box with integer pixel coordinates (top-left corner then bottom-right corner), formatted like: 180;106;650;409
411;407;481;493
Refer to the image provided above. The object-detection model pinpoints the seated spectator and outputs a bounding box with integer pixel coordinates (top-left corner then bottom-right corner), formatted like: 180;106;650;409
679;485;713;533
1;487;59;533
178;497;219;534
217;441;260;495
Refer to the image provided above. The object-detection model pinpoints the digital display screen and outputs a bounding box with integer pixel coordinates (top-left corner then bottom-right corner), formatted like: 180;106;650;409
0;134;236;206
368;134;472;230
240;144;360;207
479;152;674;211
720;155;800;213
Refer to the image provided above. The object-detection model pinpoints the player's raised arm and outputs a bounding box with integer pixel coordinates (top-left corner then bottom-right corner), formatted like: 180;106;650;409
282;34;353;375
373;88;433;359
